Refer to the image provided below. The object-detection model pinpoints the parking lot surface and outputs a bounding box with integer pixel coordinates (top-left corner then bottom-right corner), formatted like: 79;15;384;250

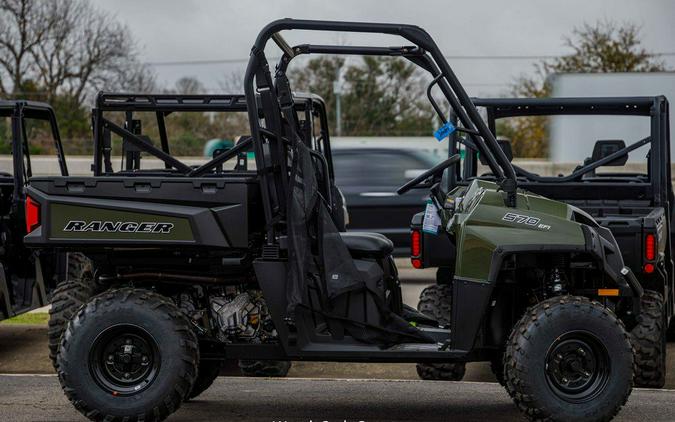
1;375;674;422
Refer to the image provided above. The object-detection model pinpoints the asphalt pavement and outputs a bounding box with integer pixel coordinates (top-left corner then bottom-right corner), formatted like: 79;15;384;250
1;262;675;421
1;375;674;422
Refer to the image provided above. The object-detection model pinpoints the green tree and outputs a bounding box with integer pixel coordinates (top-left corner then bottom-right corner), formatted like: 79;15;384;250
507;21;667;157
290;56;433;136
290;56;344;135
342;56;433;136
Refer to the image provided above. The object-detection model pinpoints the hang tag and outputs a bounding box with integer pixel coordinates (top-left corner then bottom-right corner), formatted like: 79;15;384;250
422;200;441;235
433;121;456;142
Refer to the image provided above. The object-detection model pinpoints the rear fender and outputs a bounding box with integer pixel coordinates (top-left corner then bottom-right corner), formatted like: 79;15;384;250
24;187;230;248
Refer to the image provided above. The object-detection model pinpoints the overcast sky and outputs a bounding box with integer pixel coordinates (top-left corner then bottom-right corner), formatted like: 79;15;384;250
93;0;675;97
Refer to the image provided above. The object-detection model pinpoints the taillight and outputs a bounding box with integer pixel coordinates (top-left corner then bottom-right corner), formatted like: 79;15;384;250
411;229;422;269
644;233;656;274
25;196;40;233
411;230;421;256
645;234;656;261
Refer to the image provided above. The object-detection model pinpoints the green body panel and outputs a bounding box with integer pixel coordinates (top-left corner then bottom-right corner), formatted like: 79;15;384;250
449;180;585;281
49;203;194;241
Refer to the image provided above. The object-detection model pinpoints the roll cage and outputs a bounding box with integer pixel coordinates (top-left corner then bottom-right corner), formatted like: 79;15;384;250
469;96;672;206
243;19;519;241
0;100;67;207
90;92;335;180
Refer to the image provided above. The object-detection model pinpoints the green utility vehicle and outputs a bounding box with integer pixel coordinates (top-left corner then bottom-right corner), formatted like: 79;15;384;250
26;20;642;422
414;96;672;389
44;91;346;380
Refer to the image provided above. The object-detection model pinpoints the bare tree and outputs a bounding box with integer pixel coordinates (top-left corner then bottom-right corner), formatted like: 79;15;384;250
218;71;244;93
0;0;53;95
31;0;151;103
110;60;157;93
172;76;204;95
1;0;155;102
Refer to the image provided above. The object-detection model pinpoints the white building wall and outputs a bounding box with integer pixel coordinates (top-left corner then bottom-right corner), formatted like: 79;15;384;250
549;72;675;162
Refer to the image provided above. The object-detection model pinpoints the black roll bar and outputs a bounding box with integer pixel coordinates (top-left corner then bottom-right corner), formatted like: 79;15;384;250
188;136;254;177
101;118;192;174
5;101;68;206
244;19;518;226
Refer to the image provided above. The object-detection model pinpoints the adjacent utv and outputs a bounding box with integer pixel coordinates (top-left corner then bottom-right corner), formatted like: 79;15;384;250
0;100;87;325
22;19;666;422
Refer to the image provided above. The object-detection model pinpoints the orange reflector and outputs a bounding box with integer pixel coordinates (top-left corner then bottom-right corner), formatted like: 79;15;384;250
597;289;620;297
643;263;655;274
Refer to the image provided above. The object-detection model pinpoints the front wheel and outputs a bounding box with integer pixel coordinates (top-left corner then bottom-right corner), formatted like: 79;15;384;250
56;288;198;422
504;296;633;421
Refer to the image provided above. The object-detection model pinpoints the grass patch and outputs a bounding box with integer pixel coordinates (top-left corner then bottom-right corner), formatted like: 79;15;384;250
1;312;49;325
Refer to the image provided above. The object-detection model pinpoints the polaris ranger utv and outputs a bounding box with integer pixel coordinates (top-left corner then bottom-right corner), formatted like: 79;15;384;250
0;100;85;322
414;96;673;388
45;91;347;380
26;20;639;422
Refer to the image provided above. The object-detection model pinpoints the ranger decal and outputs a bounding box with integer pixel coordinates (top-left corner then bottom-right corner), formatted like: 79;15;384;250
63;220;174;233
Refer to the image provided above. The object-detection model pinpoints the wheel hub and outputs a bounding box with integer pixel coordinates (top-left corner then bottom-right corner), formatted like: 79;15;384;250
545;331;610;403
90;325;160;396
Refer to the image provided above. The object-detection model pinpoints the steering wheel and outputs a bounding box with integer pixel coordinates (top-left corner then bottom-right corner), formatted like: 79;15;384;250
396;154;461;195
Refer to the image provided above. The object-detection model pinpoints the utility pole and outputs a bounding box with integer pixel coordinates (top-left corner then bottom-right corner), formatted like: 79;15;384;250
333;65;343;136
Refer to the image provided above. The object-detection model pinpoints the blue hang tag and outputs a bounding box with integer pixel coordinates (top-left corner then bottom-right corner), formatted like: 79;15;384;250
433;121;456;142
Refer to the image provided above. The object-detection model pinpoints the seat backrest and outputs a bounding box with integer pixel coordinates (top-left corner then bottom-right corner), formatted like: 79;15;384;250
479;138;512;164
591;140;627;166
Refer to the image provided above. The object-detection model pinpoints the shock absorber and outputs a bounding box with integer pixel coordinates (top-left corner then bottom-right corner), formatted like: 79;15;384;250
548;255;569;296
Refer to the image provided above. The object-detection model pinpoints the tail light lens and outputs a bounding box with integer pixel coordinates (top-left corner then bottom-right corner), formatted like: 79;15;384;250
411;229;422;269
643;233;656;274
411;230;421;256
25;196;40;233
645;233;656;261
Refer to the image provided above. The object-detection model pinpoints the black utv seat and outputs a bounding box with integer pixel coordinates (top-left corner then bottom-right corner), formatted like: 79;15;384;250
340;232;394;259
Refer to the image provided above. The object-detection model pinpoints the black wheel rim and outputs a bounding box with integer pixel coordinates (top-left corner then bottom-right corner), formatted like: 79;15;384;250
89;324;161;396
545;330;610;403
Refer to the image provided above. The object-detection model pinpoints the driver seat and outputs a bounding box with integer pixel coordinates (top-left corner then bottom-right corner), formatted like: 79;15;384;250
340;232;394;259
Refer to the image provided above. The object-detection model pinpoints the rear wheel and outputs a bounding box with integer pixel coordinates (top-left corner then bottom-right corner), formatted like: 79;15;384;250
504;296;633;421
49;253;99;367
631;290;667;388
66;252;93;281
415;284;466;381
48;278;102;366
56;288;198;422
